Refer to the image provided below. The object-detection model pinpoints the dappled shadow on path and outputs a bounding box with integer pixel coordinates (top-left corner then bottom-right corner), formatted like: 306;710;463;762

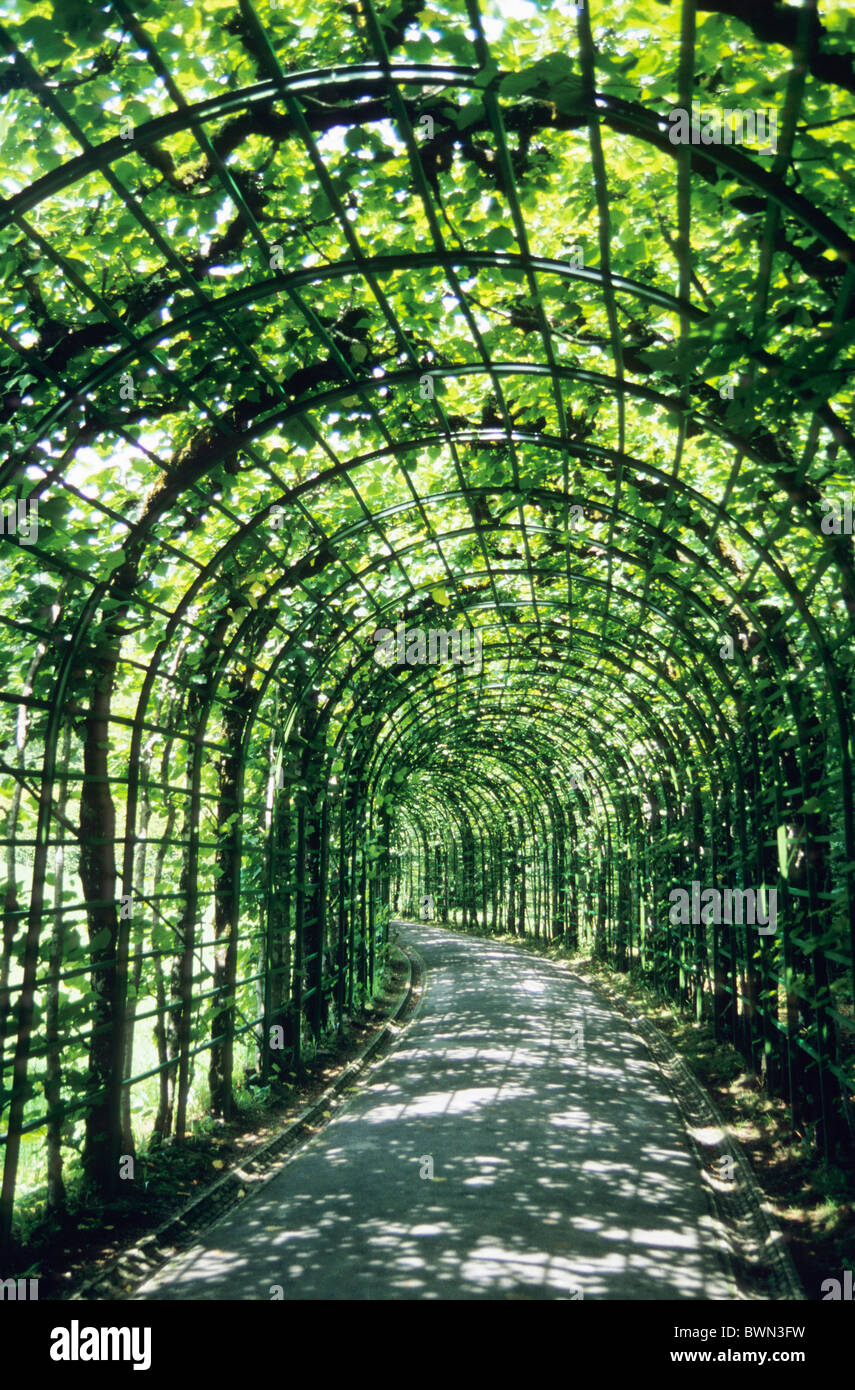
137;925;733;1301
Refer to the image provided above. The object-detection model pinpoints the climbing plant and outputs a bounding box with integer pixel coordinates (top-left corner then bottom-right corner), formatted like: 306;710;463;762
0;0;853;1259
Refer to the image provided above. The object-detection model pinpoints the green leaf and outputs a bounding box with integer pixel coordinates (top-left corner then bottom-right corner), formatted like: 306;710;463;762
486;226;515;251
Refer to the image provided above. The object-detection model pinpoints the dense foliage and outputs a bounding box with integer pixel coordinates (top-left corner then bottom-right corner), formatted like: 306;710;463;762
0;0;853;1255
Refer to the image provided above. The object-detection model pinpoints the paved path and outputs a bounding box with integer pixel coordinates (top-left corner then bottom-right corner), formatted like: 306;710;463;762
136;924;736;1300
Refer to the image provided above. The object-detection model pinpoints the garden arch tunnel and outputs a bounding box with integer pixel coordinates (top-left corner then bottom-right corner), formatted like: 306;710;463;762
0;0;853;1257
